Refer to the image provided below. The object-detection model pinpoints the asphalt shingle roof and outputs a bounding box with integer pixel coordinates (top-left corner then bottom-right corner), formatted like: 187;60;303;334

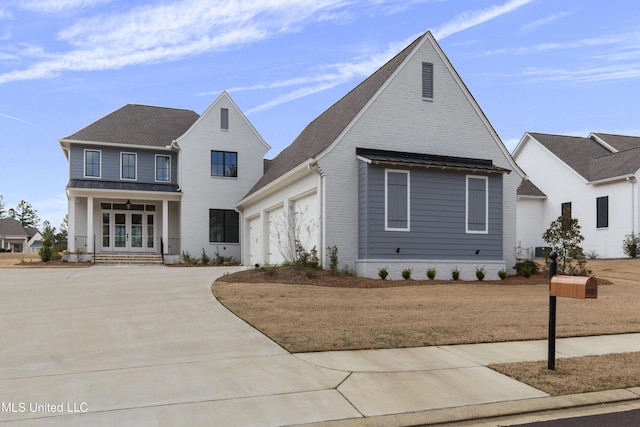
0;218;28;237
517;179;546;197
529;132;640;182
62;104;199;147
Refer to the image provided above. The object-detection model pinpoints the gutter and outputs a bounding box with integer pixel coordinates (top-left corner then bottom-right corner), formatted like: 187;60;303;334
236;158;316;209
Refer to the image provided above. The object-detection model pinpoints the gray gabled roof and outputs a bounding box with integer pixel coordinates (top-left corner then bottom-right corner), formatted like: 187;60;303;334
529;132;640;182
517;178;546;197
61;104;200;147
245;33;427;196
0;218;28;237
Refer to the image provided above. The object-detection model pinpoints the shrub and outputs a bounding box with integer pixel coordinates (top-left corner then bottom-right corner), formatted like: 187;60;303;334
498;269;508;280
521;265;532;278
476;266;486;281
542;215;586;274
514;260;539;275
426;268;436;280
401;268;412;280
451;267;460;281
327;245;339;275
200;248;211;265
622;233;640;258
181;251;197;265
378;267;389;280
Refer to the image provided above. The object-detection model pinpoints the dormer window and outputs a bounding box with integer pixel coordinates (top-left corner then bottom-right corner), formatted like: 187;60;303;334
422;62;434;100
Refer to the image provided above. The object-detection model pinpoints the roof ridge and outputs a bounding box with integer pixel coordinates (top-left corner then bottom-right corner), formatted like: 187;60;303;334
244;31;427;197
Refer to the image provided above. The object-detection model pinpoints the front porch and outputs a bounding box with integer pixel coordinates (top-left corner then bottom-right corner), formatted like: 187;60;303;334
67;190;181;260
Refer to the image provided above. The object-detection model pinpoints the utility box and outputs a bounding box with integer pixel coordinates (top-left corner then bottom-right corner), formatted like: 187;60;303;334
550;275;598;299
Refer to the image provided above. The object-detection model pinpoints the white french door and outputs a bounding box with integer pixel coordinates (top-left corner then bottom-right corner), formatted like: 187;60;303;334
102;211;155;252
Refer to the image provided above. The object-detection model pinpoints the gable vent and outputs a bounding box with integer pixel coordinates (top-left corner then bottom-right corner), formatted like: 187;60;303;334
422;62;434;100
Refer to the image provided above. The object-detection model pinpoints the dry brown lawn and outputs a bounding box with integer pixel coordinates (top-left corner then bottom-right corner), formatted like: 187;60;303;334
0;252;90;268
213;259;640;395
213;259;640;353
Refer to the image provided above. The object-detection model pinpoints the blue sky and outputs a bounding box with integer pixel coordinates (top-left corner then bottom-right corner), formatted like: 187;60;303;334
1;0;639;228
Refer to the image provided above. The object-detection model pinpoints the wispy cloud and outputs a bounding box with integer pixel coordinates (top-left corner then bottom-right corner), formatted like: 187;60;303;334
243;0;533;113
430;0;533;40
521;10;574;33
0;112;35;126
18;0;111;13
484;33;632;56
0;0;357;84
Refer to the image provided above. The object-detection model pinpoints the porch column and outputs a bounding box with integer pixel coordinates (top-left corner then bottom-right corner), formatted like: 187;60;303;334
163;199;169;254
68;195;76;252
87;196;94;253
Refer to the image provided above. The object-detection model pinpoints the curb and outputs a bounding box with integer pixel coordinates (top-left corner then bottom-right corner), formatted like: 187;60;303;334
298;388;640;427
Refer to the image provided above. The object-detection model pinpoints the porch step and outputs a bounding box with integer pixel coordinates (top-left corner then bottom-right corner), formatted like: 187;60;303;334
94;253;164;265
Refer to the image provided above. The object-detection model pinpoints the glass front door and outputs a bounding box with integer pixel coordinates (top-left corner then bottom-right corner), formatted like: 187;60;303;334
101;209;155;252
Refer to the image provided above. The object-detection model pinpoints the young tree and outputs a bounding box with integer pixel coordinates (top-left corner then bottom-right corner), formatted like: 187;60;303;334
39;221;55;262
11;200;40;228
542;215;587;274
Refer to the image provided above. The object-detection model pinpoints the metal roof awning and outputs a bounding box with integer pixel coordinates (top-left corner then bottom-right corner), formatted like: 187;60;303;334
356;148;511;173
67;179;180;193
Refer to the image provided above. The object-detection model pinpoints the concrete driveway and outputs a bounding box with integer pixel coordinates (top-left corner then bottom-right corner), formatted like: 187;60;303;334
0;266;357;426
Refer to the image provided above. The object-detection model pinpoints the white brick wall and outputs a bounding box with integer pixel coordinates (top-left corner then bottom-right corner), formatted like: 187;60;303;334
178;92;269;261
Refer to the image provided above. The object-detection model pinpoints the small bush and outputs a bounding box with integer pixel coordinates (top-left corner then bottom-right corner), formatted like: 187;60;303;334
514;260;539;275
200;248;211;265
451;267;460;281
181;251;197;265
498;269;508;280
476;266;486;281
622;233;640;258
327;245;339;275
401;268;412;280
426;268;436;280
521;265;532;278
378;267;389;280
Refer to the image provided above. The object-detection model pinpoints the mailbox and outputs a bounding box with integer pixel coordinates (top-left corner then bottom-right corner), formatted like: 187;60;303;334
550;275;597;299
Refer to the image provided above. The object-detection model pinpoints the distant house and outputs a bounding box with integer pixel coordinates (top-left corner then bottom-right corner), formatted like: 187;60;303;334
236;31;524;280
513;132;640;258
59;92;269;262
0;218;42;253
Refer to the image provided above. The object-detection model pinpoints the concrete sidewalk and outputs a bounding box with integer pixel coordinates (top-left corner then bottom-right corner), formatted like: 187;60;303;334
1;266;640;426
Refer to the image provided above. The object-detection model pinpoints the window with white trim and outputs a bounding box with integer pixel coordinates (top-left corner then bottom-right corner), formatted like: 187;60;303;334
385;169;410;231
84;149;101;178
466;175;488;233
155;155;170;182
121;152;137;180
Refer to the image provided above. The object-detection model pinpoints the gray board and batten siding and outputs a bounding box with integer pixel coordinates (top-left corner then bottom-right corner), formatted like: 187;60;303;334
69;144;178;187
358;160;504;261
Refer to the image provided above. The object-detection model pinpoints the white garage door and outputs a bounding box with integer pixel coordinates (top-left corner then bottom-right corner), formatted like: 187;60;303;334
292;192;318;254
267;207;285;265
247;216;261;266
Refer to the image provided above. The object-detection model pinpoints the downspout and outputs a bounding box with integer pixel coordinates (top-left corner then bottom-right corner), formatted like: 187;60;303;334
308;160;325;267
629;176;637;234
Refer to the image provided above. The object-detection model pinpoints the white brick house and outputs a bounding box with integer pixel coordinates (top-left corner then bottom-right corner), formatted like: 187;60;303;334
514;132;640;258
236;32;524;279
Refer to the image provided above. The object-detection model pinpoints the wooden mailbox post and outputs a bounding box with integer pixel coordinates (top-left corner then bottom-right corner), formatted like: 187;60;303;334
548;252;598;370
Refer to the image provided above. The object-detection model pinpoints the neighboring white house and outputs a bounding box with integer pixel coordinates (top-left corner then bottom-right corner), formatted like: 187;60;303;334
513;132;640;258
236;31;524;280
59;91;269;262
0;218;42;253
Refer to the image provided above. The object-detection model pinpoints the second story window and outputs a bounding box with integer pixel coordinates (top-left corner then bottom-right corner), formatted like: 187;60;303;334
121;152;137;180
211;150;237;177
156;155;170;182
84;149;101;178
